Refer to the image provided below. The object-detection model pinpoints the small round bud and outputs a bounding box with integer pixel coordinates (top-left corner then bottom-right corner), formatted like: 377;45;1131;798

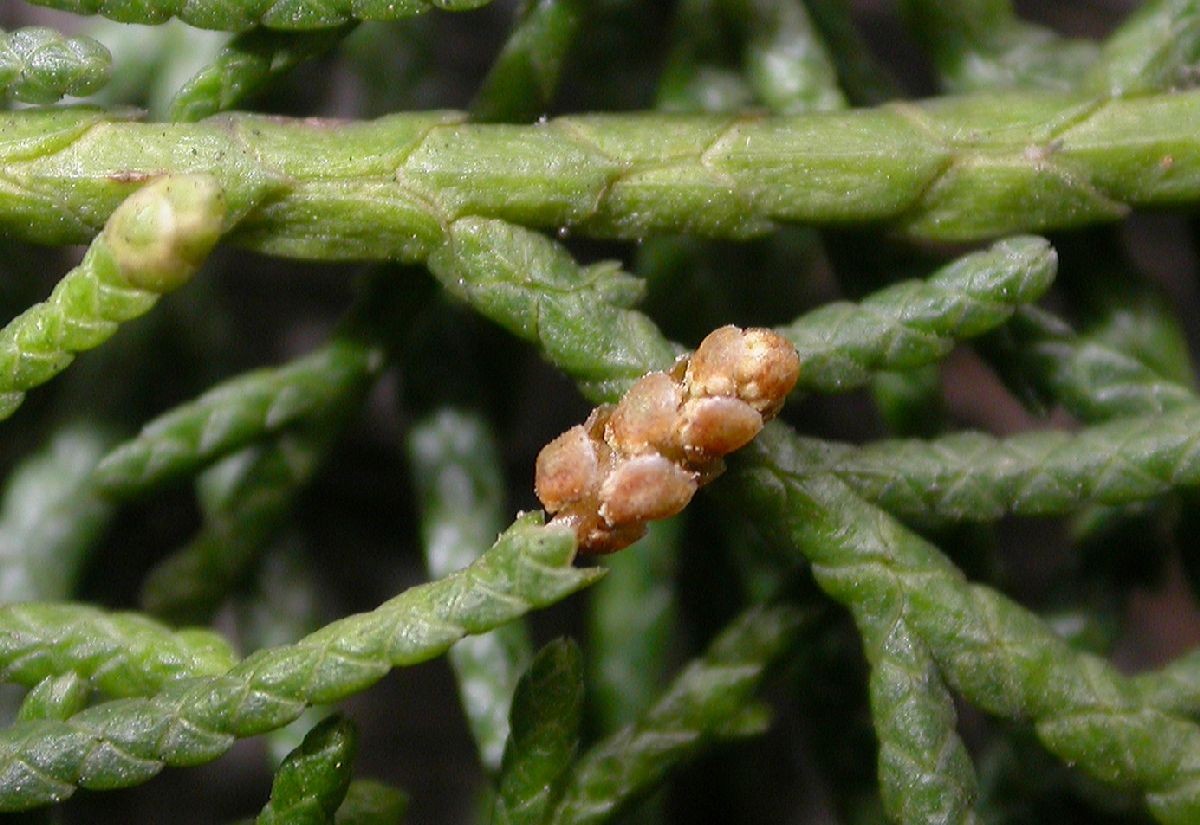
607;371;683;455
686;325;799;416
680;396;763;458
733;328;801;416
535;425;601;512
685;325;744;399
598;454;697;526
106;175;226;293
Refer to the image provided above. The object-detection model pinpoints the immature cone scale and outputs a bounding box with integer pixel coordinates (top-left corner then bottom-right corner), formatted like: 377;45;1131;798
535;325;800;553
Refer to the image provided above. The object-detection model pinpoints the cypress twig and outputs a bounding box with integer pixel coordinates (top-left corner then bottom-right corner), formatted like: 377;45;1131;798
0;175;225;421
731;429;1200;823
4;92;1200;251
255;716;357;825
0;27;110;103
171;25;355;122
0;515;598;810
493;639;584;825
471;0;586;123
24;0;497;32
549;605;805;825
408;410;532;773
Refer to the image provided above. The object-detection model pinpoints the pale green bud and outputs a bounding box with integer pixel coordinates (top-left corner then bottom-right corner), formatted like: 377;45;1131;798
105;175;226;293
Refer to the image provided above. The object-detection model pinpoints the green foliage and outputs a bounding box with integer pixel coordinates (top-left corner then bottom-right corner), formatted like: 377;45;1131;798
16;673;89;722
0;174;224;419
95;332;382;496
138;423;332;622
0;515;595;810
3;3;1200;824
800;408;1200;523
255;715;356;825
170;25;355;121
0;27;111;103
549;605;805;825
427;217;679;403
494;638;584;825
471;0;585;122
25;0;495;32
1089;0;1200;96
0;423;114;602
586;520;679;732
729;434;1200;824
0;601;237;696
898;0;1096;92
408;409;532;773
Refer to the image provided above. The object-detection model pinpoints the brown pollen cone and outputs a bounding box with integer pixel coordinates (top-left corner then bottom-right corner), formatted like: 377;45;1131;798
534;325;800;554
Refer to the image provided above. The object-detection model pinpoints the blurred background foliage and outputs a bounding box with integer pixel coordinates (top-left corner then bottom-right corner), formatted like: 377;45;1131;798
3;1;1198;823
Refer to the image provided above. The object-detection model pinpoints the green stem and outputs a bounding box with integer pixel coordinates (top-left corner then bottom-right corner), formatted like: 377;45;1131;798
427;217;679;404
94;332;382;498
859;607;979;824
0;603;237;698
788;406;1200;523
5;91;1200;251
983;305;1196;422
778;236;1056;394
